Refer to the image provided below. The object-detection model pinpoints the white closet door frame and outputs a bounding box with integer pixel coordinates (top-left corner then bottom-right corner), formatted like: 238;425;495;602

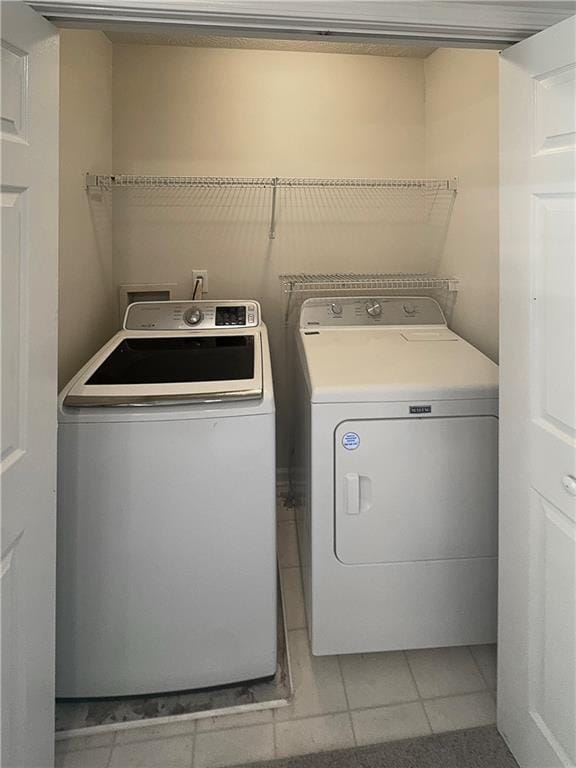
26;1;574;46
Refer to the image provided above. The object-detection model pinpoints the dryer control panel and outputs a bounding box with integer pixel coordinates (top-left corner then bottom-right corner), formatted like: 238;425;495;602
124;300;260;330
299;297;446;328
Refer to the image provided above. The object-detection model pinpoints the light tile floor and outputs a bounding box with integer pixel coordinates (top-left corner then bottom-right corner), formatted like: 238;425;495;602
56;498;497;768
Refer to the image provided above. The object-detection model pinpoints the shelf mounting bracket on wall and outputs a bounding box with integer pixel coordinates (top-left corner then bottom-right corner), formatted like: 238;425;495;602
269;177;278;240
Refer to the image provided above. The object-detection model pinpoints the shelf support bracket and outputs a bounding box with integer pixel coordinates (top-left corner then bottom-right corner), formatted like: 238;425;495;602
269;177;279;240
85;173;98;190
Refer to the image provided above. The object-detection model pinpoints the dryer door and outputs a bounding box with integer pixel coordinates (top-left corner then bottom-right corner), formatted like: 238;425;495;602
334;416;498;565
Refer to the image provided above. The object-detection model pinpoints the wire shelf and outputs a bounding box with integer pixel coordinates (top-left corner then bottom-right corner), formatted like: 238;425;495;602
86;174;457;240
85;174;273;189
85;174;457;192
279;272;460;294
279;178;455;189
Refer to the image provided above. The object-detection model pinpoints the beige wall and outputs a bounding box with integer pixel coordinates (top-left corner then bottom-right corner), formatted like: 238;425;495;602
425;48;500;362
112;45;426;178
112;45;432;465
59;30;116;387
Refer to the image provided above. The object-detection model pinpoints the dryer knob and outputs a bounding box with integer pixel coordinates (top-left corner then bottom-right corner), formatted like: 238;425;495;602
184;308;203;326
365;301;382;317
330;302;343;316
403;302;417;316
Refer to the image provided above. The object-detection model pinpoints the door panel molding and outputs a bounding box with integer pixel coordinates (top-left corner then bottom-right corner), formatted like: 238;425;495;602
533;65;576;155
0;41;29;144
529;492;576;766
531;192;576;437
1;185;29;473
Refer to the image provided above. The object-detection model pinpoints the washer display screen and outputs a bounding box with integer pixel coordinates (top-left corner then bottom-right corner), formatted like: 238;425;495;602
216;306;246;326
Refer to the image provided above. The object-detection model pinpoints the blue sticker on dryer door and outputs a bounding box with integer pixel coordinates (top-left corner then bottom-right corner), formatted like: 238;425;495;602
342;432;360;450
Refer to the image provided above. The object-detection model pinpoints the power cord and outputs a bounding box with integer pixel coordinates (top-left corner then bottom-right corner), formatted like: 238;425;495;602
192;277;202;300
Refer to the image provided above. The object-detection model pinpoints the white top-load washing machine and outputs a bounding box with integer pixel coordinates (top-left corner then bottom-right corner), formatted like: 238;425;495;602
57;300;276;698
295;296;499;656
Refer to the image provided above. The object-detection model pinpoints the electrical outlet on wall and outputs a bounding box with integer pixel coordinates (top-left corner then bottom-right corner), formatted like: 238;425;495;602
192;270;208;297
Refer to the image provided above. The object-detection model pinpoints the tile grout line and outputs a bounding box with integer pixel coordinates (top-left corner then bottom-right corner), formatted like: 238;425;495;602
196;714;277;736
293;518;302;570
403;650;434;734
295;563;305;605
401;650;489;702
275;708;358;759
468;645;493;691
294;563;356;751
277;520;300;570
335;654;358;747
272;718;278;759
292;562;307;632
279;565;306;632
189;728;195;768
278;710;351;723
403;650;424;700
345;687;494;712
104;737;114;768
105;730;118;768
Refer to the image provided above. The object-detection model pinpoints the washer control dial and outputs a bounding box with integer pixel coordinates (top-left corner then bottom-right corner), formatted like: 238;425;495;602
365;301;382;318
403;302;417;316
183;307;203;326
330;302;343;316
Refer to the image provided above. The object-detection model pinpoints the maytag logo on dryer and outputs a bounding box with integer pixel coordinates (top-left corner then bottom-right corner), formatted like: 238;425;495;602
410;405;432;415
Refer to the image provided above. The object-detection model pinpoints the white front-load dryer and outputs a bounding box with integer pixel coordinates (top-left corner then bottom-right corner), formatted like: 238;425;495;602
57;300;276;698
294;296;499;656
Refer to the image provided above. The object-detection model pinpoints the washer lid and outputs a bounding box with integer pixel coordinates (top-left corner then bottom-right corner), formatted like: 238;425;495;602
63;329;263;407
299;327;498;403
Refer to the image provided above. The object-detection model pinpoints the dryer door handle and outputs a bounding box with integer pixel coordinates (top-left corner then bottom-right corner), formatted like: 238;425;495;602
344;474;373;516
344;473;360;515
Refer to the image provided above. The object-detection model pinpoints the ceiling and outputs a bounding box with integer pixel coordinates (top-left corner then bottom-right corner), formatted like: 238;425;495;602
105;31;436;58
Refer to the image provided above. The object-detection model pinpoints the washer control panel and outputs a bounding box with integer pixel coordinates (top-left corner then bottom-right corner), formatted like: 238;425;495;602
300;297;446;327
124;300;260;330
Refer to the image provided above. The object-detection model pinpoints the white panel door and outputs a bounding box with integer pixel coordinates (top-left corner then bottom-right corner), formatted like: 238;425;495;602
0;2;58;766
500;16;576;768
